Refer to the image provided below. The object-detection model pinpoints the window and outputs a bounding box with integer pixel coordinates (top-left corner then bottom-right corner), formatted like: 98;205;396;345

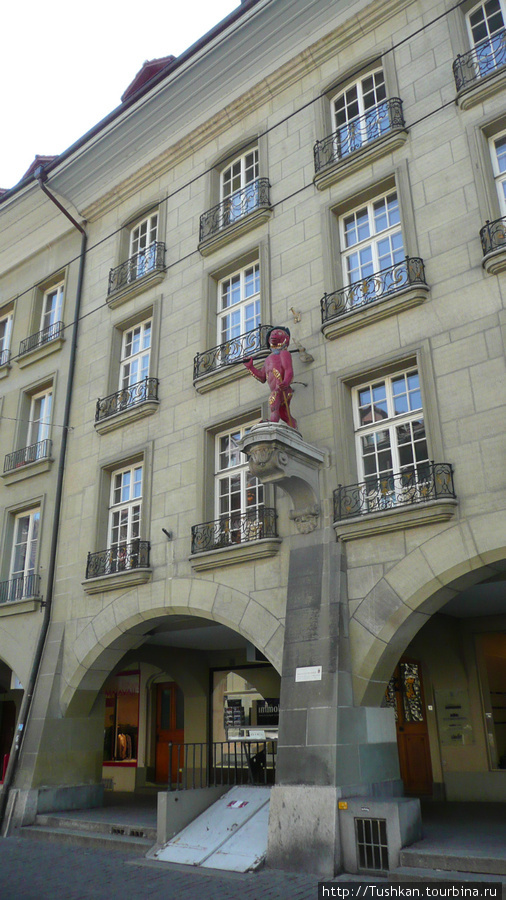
467;0;506;75
490;132;506;215
221;149;259;223
0;311;12;366
129;213;158;280
28;388;52;448
353;368;429;509
331;69;388;157
215;425;264;543
120;320;151;389
340;191;404;303
8;509;40;601
218;263;260;351
108;464;143;570
41;283;64;337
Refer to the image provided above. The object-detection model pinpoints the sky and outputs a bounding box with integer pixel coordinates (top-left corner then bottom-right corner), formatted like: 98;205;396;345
0;1;240;191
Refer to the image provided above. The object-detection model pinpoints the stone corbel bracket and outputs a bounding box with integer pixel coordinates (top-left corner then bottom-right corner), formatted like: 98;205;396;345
238;422;326;533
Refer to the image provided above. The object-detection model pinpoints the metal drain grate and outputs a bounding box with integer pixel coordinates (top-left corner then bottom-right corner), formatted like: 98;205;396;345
355;817;388;871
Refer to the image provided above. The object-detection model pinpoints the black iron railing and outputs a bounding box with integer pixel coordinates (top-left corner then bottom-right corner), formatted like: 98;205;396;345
0;574;41;604
0;349;10;367
199;178;270;242
314;99;405;174
321;257;426;323
107;242;166;295
333;463;456;521
480;216;506;256
85;541;150;579
193;324;272;380
95;377;159;422
191;508;277;554
167;740;277;791
19;321;64;357
4;439;52;473
453;30;506;91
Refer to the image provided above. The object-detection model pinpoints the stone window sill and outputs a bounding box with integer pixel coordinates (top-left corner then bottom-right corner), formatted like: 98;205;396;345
189;537;281;571
314;129;408;192
17;336;64;369
482;246;506;275
95;400;159;434
82;567;152;595
0;597;42;617
106;269;166;309
0;362;11;380
456;67;506;110
198;207;273;257
321;283;429;340
2;457;53;485
333;498;458;542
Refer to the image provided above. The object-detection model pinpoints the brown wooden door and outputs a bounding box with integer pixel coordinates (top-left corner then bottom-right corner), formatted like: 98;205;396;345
155;682;184;784
386;658;433;796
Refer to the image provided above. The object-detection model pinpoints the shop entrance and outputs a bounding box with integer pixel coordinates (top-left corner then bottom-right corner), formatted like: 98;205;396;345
155;682;184;784
386;658;433;796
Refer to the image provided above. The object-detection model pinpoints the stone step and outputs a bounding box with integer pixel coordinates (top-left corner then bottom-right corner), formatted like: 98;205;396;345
399;848;506;877
19;824;154;856
33;813;157;841
390;866;506;884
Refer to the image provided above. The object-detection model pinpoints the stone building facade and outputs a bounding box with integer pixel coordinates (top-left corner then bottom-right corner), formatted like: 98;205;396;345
0;0;505;876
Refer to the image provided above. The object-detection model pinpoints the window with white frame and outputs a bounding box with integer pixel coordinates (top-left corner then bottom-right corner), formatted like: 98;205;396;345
108;464;143;570
490;132;506;215
27;388;52;459
41;283;64;337
353;368;429;510
340;190;405;305
8;508;40;600
218;262;260;355
332;69;388;156
215;425;264;543
221;149;259;223
467;0;506;74
0;311;13;365
120;320;151;390
129;213;158;279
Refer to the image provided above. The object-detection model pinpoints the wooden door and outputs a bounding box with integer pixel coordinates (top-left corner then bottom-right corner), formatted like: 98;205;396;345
155;682;184;784
386;659;433;796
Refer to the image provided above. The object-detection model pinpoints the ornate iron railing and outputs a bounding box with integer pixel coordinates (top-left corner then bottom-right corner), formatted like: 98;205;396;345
4;439;52;473
453;30;506;91
95;377;159;422
480;216;506;256
107;242;166;295
199;178;271;242
19;321;64;356
168;740;277;790
0;574;41;604
0;349;10;367
333;463;456;521
193;324;272;380
321;257;426;323
314;99;405;173
191;507;277;554
85;541;150;579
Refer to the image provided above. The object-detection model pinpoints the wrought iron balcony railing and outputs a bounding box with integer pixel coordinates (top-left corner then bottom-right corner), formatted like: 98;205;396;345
95;377;159;423
0;574;41;604
333;463;456;522
480;216;506;256
199;179;271;243
85;540;150;579
191;507;277;554
19;321;64;357
453;30;506;91
107;242;166;295
0;349;10;366
193;324;272;380
4;439;52;473
321;257;426;324
314;99;405;174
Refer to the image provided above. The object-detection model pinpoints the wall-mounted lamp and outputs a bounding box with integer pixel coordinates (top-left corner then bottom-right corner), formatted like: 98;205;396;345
162;528;172;541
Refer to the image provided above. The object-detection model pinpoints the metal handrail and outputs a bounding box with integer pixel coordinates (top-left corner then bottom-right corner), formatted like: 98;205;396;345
167;740;277;791
314;98;405;173
199;178;270;242
453;29;506;91
191;508;277;554
321;257;427;323
193;324;272;380
85;541;150;579
95;377;159;422
333;463;456;521
0;574;41;604
4;439;52;473
107;242;166;295
19;321;64;356
480;215;506;256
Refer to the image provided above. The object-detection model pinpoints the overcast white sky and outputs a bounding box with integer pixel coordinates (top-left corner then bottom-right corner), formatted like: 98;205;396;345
0;1;239;190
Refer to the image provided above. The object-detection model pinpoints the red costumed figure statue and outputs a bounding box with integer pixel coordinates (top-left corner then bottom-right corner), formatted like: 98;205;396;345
243;326;298;429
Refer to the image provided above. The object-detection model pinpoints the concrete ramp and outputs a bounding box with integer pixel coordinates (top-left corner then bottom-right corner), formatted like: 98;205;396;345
152;786;270;872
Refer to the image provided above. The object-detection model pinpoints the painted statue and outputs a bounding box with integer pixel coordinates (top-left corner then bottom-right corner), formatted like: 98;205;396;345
243;326;298;429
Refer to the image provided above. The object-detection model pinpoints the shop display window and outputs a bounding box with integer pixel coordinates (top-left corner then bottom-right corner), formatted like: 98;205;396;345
103;670;140;764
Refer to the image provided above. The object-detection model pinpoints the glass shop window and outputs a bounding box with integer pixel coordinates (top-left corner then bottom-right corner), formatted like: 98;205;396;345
103;670;140;763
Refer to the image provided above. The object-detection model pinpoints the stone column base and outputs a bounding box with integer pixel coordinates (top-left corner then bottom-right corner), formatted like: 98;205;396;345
267;784;340;876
